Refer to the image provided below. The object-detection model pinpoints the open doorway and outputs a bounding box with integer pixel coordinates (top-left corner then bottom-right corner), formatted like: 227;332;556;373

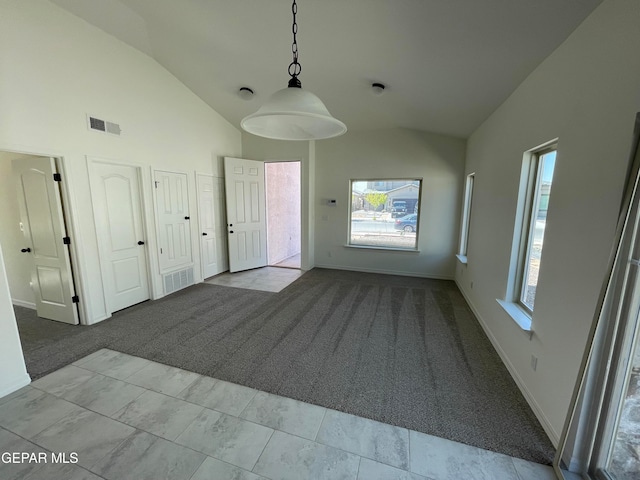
0;150;81;326
265;161;301;269
208;158;302;292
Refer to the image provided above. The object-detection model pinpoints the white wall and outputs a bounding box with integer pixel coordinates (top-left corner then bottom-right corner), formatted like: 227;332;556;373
0;242;30;398
0;0;241;324
457;0;640;444
314;128;466;278
0;152;41;307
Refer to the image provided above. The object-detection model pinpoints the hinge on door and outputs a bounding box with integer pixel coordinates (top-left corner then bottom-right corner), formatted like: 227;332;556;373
154;181;159;189
72;295;80;303
63;236;71;245
53;173;62;182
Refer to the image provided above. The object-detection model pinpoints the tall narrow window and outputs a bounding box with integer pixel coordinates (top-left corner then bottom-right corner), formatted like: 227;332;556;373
458;173;475;261
518;148;556;312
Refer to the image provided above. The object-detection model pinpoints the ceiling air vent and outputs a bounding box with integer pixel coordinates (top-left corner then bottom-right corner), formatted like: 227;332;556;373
87;115;121;136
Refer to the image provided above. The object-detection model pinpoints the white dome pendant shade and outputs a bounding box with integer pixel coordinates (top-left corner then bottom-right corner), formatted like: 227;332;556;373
241;86;347;141
240;0;346;141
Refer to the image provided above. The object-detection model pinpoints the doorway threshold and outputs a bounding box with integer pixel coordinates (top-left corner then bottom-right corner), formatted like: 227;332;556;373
271;253;301;269
204;267;304;293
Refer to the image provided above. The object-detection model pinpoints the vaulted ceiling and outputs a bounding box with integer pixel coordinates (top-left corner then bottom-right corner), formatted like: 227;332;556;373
51;0;602;138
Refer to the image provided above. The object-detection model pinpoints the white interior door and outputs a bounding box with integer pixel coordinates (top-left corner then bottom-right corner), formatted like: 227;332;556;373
224;157;267;273
13;157;78;324
197;174;228;278
90;161;150;312
155;170;192;272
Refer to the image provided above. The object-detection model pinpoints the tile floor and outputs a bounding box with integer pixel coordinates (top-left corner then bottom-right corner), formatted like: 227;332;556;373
204;266;305;292
0;349;558;480
272;253;301;269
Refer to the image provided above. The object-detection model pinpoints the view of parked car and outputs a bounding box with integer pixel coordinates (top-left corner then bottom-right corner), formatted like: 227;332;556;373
391;200;408;218
394;213;417;232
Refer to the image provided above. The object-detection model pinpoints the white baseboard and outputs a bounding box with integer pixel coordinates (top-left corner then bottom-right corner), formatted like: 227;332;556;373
313;263;454;280
455;280;560;447
0;374;32;399
12;299;35;309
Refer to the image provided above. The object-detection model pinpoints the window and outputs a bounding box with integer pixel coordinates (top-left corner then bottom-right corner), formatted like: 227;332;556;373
498;146;556;329
457;173;475;262
518;148;556;312
349;179;421;250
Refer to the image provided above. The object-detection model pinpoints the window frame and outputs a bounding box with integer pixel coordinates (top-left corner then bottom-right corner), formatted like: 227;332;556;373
516;146;556;314
498;142;557;331
457;173;475;263
347;178;423;252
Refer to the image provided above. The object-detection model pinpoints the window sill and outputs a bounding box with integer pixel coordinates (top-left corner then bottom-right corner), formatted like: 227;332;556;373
496;299;532;332
456;254;468;264
344;244;420;253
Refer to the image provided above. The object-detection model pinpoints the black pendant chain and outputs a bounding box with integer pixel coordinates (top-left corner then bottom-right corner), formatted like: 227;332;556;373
288;0;302;88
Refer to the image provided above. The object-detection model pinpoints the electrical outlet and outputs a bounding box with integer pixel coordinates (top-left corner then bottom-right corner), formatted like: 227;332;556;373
531;355;538;371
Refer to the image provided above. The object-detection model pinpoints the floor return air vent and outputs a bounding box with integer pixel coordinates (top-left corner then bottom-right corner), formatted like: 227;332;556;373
163;267;194;295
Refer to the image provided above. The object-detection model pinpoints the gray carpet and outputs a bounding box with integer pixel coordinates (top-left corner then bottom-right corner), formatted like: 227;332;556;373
15;268;554;464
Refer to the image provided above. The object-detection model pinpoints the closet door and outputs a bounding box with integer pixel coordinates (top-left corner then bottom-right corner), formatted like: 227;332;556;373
91;160;150;312
155;171;192;272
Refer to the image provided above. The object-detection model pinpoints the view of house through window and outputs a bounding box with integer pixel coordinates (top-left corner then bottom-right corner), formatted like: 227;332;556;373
520;149;556;311
349;179;421;249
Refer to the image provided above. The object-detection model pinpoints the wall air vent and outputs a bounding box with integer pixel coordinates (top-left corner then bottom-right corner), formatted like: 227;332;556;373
163;266;194;295
89;116;106;132
87;114;121;136
105;121;121;135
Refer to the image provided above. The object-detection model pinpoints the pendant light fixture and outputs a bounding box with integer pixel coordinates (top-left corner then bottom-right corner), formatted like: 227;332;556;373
241;0;346;141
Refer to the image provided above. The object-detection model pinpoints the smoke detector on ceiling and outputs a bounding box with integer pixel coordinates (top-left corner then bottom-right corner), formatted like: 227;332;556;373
238;87;255;100
371;83;386;96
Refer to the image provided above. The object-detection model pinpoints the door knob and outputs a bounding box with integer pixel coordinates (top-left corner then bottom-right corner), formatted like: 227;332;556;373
202;232;208;236
230;230;234;234
184;216;190;220
137;241;145;245
21;248;31;253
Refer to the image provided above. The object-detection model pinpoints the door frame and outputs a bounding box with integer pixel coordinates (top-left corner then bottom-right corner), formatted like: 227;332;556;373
0;145;86;324
88;157;152;316
264;159;302;268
